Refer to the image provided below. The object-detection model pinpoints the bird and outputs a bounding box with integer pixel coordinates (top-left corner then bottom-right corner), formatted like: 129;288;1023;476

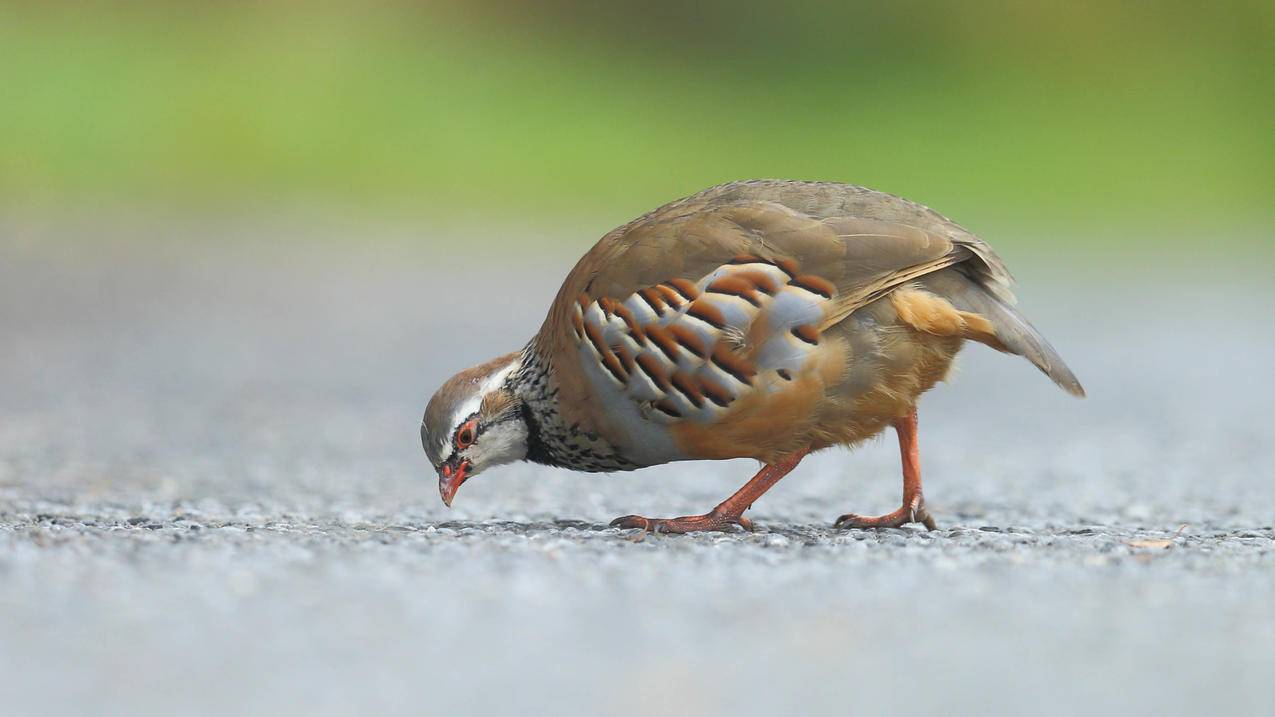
421;180;1084;533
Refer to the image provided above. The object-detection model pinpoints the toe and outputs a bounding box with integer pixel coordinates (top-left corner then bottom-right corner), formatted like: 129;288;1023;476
609;515;650;531
834;510;908;530
611;513;752;534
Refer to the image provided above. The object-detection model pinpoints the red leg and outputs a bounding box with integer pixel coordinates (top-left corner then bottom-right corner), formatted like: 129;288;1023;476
611;450;807;534
835;409;938;530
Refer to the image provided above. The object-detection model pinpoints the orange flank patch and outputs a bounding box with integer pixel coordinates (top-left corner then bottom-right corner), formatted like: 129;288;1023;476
667;278;701;301
613;303;646;342
669;371;706;408
638;287;668;316
774;257;800;278
643;324;682;362
614;342;637;374
598;296;619;317
706;275;763;306
654;284;686;307
701;381;733;407
710;343;756;386
791;324;820;345
653;399;682;418
670;370;823;462
733;268;780;295
582;320;608;358
741;311;771;356
634;352;672;391
791;274;836;299
599;350;628;383
666;323;709;358
686;300;727;329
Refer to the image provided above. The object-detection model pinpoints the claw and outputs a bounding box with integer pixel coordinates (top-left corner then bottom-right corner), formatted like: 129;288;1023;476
609;515;650;531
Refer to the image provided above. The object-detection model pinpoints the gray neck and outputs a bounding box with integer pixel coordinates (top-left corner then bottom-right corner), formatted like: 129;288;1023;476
509;339;640;472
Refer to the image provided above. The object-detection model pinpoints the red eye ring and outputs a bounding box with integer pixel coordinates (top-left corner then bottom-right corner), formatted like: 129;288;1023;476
455;419;478;450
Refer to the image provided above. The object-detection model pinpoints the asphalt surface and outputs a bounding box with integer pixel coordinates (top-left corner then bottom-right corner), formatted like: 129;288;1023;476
2;225;1273;716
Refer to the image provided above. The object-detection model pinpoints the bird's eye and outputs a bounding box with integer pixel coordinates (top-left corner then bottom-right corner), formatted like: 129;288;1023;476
455;420;478;449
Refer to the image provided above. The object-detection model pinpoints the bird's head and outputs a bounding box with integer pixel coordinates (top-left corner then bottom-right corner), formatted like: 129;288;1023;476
421;353;527;507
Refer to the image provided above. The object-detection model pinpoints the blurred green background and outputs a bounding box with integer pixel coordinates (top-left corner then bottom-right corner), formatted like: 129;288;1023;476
3;1;1272;239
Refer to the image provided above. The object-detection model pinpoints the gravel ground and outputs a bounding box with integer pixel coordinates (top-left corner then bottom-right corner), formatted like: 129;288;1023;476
2;227;1273;716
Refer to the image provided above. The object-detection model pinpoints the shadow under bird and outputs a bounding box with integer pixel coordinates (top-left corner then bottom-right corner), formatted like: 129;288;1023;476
421;180;1084;533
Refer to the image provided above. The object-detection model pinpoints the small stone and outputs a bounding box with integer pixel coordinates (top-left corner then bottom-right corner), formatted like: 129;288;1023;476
763;534;790;548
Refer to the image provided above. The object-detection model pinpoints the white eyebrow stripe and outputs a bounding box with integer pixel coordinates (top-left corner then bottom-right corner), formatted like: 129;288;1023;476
440;359;521;464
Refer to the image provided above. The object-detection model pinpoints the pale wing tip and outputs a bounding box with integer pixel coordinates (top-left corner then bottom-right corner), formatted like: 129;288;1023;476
1052;368;1086;398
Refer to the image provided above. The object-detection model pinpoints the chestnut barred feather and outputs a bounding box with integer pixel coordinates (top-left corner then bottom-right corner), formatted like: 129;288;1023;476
573;257;830;423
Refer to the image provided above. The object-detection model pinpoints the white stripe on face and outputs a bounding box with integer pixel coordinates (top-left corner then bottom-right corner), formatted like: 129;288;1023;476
437;359;521;464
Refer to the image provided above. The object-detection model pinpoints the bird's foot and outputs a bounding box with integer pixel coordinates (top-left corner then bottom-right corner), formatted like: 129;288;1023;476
834;493;937;530
610;509;753;535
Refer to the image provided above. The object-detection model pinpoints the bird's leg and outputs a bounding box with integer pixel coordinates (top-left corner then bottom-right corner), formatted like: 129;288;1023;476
835;409;938;530
610;451;807;534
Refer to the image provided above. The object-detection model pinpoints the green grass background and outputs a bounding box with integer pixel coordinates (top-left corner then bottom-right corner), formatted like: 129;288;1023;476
3;1;1272;238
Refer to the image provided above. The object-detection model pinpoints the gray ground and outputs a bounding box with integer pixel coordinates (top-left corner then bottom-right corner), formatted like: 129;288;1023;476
2;224;1273;716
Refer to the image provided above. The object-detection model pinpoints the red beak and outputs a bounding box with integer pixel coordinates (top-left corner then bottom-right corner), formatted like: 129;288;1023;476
438;459;470;508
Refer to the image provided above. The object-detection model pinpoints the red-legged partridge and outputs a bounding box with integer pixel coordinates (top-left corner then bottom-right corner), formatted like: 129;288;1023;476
422;180;1084;533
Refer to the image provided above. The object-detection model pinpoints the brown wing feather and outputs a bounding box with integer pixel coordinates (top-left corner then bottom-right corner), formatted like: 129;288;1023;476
536;180;1021;433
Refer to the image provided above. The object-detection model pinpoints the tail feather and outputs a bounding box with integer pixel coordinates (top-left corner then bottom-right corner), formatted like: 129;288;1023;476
921;271;1086;397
